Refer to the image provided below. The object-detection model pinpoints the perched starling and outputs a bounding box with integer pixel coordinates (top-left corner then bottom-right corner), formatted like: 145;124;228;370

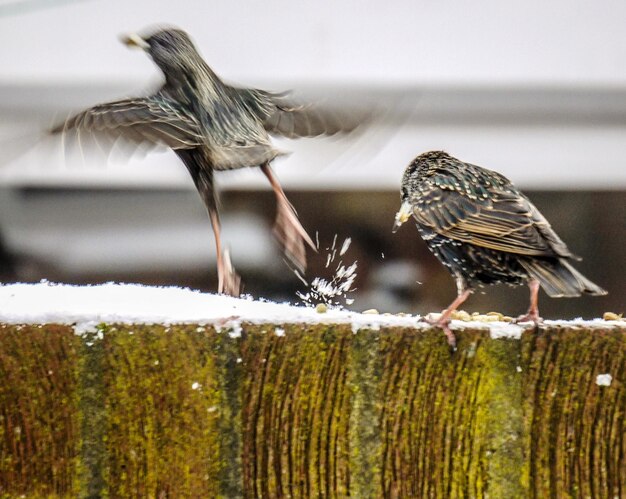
51;27;361;295
393;150;607;348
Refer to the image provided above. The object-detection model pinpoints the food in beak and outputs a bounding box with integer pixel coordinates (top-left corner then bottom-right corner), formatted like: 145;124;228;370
392;202;412;233
120;33;149;50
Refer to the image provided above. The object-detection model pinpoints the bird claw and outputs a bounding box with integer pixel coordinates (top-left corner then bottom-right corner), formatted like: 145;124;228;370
422;315;457;351
217;249;241;297
260;162;315;270
513;312;543;325
273;195;316;271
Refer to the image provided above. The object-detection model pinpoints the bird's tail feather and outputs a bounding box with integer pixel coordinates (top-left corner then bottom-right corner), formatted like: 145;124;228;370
520;258;607;297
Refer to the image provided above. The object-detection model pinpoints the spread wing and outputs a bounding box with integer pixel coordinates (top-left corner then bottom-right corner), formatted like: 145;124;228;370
50;96;205;156
411;180;576;259
230;87;365;139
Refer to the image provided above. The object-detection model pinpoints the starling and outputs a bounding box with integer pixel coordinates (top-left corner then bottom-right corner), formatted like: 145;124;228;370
51;27;360;295
393;150;607;348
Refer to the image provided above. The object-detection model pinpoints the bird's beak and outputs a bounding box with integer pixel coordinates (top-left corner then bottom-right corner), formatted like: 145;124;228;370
120;33;149;50
392;201;412;233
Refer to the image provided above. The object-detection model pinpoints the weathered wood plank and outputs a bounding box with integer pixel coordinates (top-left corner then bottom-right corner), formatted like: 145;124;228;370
0;323;623;498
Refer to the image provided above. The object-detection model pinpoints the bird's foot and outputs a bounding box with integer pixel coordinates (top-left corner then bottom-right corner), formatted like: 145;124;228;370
513;311;543;325
273;195;316;271
423;315;457;351
217;249;242;297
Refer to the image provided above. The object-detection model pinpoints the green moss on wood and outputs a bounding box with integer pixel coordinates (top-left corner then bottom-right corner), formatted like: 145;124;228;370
0;322;624;498
211;330;244;499
347;329;382;498
240;324;352;498
474;337;525;498
101;324;222;498
522;326;626;499
78;327;107;498
379;328;489;498
0;325;80;498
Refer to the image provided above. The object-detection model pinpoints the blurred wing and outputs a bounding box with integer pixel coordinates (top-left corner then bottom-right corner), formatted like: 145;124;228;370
411;183;574;258
231;87;366;139
50;97;204;157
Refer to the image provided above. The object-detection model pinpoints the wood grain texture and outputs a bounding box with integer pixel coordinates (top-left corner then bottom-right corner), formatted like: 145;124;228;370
0;322;623;498
0;325;80;498
522;326;626;499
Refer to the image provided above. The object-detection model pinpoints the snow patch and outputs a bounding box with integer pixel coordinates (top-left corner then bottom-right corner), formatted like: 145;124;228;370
544;318;624;327
73;320;100;336
0;283;622;340
227;321;242;338
596;373;613;387
488;323;525;340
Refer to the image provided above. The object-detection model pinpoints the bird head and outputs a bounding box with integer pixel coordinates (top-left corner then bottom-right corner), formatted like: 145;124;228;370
393;156;425;233
121;27;201;76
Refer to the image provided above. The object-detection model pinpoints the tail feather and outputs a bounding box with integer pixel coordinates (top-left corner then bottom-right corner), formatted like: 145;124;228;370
520;258;607;298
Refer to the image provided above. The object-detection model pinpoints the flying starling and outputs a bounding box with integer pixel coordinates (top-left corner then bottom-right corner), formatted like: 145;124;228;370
393;150;607;348
51;27;361;295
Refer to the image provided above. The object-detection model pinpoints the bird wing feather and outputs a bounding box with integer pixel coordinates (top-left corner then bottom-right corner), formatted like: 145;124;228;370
411;182;575;258
229;87;364;139
50;97;204;153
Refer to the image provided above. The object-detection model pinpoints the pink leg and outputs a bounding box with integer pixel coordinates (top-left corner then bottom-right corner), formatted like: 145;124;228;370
209;210;241;296
424;287;472;350
260;163;316;271
515;279;543;324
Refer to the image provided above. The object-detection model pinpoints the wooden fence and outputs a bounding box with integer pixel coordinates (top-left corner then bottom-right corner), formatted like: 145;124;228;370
0;322;624;498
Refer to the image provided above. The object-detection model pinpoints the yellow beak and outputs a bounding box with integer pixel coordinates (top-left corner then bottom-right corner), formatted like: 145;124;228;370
120;33;149;50
392;201;412;233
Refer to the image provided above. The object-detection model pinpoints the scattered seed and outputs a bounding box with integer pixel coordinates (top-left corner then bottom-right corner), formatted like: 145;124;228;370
603;312;622;321
316;303;328;314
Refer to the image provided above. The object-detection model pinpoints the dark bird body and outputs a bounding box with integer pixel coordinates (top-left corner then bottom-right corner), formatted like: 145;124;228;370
52;28;357;295
393;150;607;347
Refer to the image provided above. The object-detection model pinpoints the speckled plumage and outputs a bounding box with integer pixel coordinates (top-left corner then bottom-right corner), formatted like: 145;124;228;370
52;27;358;295
395;150;606;347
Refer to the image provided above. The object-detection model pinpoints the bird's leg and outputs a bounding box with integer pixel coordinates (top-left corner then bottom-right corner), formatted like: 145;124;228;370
260;162;316;271
515;279;543;324
424;278;472;349
209;210;241;296
181;160;241;296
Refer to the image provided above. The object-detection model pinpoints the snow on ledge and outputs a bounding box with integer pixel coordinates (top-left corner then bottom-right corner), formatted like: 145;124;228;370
0;282;622;340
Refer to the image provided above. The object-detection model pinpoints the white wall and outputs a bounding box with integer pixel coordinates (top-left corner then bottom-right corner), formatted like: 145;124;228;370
0;0;625;190
2;0;626;85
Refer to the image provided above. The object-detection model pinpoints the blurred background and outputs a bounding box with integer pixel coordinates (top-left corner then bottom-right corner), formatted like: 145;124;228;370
0;0;623;318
